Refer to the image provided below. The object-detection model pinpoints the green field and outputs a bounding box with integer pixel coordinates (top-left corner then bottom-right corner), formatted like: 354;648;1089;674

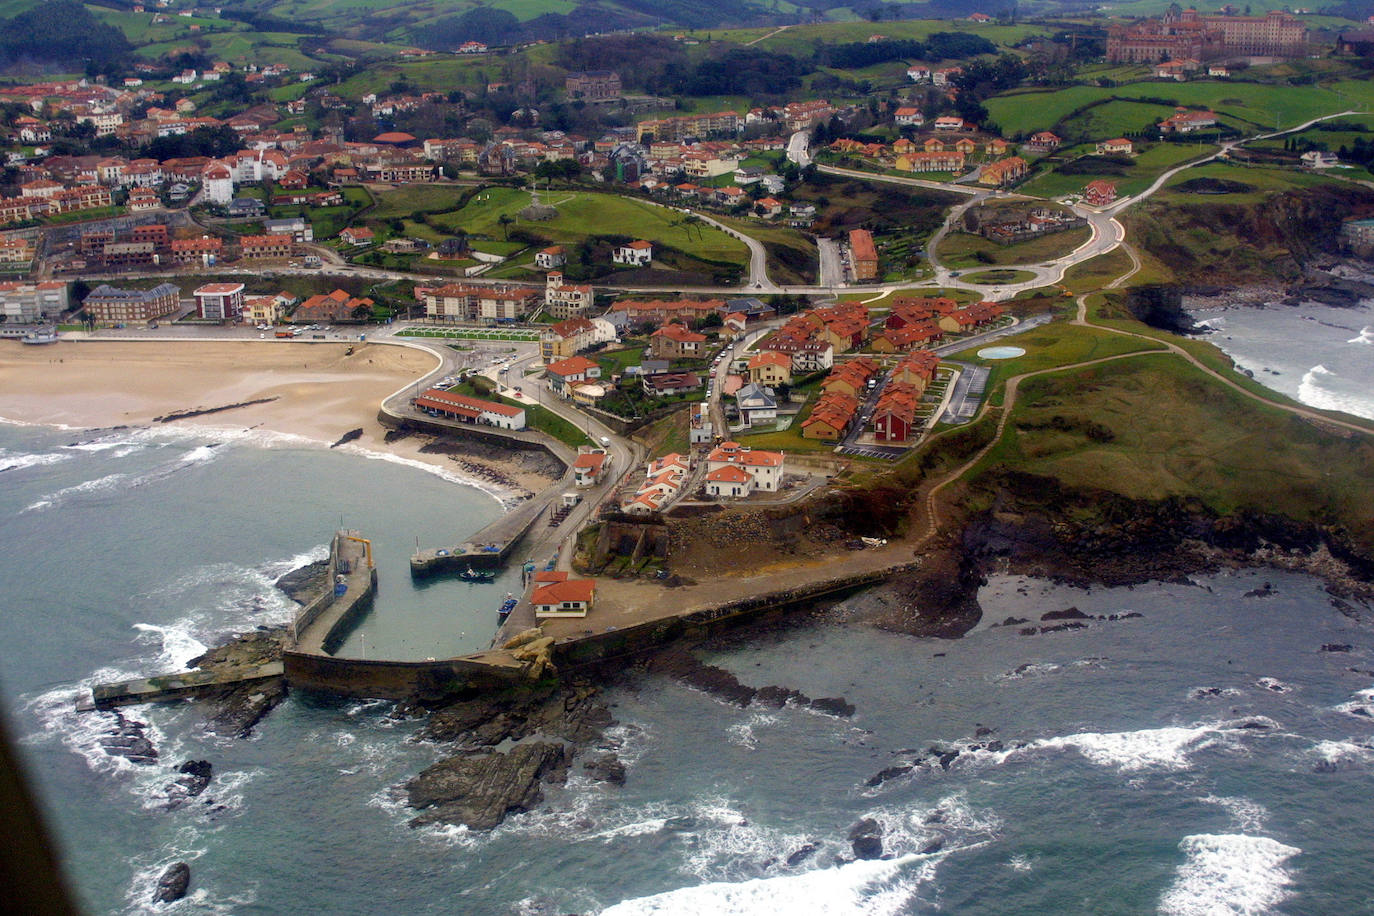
710;20;1054;57
1018;141;1209;200
937;226;1091;270
370;185;475;220
429;188;749;267
986;81;1367;140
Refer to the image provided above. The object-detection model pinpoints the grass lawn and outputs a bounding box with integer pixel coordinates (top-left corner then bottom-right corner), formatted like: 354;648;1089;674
1060;247;1135;294
973;355;1374;545
937;226;1091;270
1156;160;1348;203
1057;99;1182;143
595;345;648;377
986;81;1359;140
1019;142;1208;200
370;185;475;220
429;188;749;268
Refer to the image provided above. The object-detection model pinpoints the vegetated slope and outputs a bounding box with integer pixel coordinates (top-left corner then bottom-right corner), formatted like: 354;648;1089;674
1126;183;1374;285
962;355;1374;580
0;0;131;72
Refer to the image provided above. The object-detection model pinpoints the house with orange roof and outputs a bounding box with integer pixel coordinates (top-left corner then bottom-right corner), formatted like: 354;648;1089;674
572;446;611;487
748;350;793;387
705;440;785;491
532;572;594;618
613;239;653;266
651;323;707;360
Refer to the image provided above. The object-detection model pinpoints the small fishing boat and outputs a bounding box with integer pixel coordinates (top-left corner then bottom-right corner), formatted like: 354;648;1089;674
460;567;496;583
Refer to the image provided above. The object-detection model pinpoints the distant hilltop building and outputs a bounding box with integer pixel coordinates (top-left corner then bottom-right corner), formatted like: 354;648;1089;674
565;71;622;102
1107;4;1306;63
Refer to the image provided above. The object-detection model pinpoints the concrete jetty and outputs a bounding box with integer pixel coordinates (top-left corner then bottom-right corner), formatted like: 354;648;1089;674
87;662;284;711
409;498;545;577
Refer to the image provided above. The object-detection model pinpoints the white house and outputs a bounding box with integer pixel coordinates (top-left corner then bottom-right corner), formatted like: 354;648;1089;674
705;441;784;492
201;162;234;205
612;240;653;266
531;571;594;618
734;382;777;428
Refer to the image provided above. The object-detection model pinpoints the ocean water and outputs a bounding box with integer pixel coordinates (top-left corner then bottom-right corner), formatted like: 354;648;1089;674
1190;298;1374;421
4;421;1374;914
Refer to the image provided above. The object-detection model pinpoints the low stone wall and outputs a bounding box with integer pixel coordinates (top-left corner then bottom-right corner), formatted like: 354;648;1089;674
289;536;339;643
377;406;564;459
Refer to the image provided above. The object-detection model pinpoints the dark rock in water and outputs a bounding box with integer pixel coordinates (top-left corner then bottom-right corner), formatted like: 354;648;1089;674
1314;760;1339;773
1237;719;1272;730
582;753;626;786
974;725;994;737
407;741;571;831
1039;622;1088;634
1192;687;1226;698
1041;607;1090;622
918;837;945;855
152;862;190;904
418;682;615;748
273;562;330;606
166;760;213;805
865;764;914;788
663;815;697;831
809;697;856;718
645;647;854;718
786;843;818;867
1244;582;1277;598
848;818;884;860
1322;644;1353;653
201;678;287;739
330;428;364;448
995;617;1030;627
100;714;158;765
936;749;960;770
1104;612;1144;621
1018;627;1039;636
1351;707;1372;718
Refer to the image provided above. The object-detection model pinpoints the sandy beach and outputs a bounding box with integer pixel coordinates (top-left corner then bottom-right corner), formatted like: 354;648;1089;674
0;339;561;499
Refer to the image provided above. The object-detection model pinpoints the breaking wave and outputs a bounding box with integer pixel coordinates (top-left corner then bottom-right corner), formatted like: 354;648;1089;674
1158;833;1300;916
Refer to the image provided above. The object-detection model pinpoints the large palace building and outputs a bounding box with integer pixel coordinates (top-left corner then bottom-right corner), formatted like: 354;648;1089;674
1107;6;1306;63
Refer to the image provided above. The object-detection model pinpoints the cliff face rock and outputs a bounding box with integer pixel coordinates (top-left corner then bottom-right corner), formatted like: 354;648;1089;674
1129;186;1374;285
960;470;1374;597
406;742;572;831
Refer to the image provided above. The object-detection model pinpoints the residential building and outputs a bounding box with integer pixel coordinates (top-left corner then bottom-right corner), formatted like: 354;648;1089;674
544;271;594;320
565;71;621;102
0;281;67;323
734;382;778;428
531;571;596;617
82;283;176;324
1083;180;1119;206
535;246;566;269
642;371;702;397
170;236;222;266
412;388;526;429
1159;109;1218;133
544;355;602;398
894;107;924;127
1096;138;1134;155
239;234;293;260
650;323;707;360
748;350;792;387
895;151;965;173
339;226;374;246
540;315;614;361
849;229;879;281
612;240;653;266
193;282;245;321
0;236;34;265
263;216;313;243
978;156;1028;187
704;440;784;491
293;289;373;323
572;446;611;487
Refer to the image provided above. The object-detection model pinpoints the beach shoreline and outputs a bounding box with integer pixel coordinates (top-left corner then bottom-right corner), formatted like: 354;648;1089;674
0;339;560;501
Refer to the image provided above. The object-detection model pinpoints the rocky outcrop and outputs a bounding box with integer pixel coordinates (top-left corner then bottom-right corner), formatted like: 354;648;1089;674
152;862;190;904
406;742;571;830
273;563;330;606
847;818;884;860
188;626;289;738
643;646;856;717
402;680;618;830
100;713;158;765
165;760;212;807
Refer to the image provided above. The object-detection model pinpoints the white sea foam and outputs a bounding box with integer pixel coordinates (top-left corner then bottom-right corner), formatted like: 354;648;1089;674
1334;686;1374;718
1310;739;1374;765
122;834;259;916
132;623;210;672
336;442;513;507
1007;854;1034;873
1199;795;1268;833
1348;325;1374;345
1256;677;1294;694
1158;834;1300;916
1189;686;1243;700
726;712;781;750
599;853;937;916
0;447;72;471
23;471;129;510
1297;364;1374;419
1038;725;1220;771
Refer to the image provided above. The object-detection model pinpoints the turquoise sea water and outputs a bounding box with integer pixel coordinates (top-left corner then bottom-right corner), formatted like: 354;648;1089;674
3;420;1374;915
